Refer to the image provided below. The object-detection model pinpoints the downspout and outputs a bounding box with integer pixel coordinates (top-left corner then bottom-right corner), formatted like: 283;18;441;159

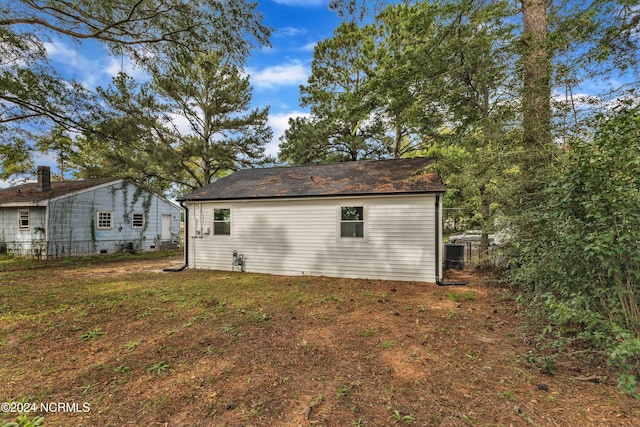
435;194;442;285
163;200;188;272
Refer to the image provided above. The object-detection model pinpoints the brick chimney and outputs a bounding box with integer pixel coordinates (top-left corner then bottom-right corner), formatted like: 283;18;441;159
37;166;52;192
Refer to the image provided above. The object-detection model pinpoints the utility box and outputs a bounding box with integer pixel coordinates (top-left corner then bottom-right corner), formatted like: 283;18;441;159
444;243;465;269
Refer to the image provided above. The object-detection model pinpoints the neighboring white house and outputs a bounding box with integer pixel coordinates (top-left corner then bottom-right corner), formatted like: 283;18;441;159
179;158;446;283
0;166;182;257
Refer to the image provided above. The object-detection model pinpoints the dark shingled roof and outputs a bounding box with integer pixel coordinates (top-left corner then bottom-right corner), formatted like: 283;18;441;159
0;178;119;205
180;157;444;201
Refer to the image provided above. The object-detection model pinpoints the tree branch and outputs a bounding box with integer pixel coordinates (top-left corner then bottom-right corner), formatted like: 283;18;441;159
0;16;191;45
0;111;45;124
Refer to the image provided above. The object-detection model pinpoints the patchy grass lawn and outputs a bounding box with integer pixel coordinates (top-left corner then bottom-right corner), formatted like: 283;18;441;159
0;254;638;426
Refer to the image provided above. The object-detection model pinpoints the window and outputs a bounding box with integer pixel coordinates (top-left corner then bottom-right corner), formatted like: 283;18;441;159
18;209;29;230
97;211;113;230
213;208;231;235
340;206;364;238
132;213;145;228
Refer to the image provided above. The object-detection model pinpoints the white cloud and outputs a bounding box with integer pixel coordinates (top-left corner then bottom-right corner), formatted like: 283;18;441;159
249;61;309;90
44;40;78;61
299;42;317;52
266;111;310;157
552;90;602;108
32;152;58;170
276;27;306;37
44;40;101;87
44;39;148;88
104;56;149;80
272;0;326;6
162;110;308;159
162;109;310;159
166;113;195;137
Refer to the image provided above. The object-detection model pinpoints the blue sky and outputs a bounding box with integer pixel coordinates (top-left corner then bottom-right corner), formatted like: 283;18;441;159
41;0;344;162
246;0;344;157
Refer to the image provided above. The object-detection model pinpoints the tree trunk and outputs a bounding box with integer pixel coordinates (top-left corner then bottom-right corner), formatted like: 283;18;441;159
394;124;402;159
518;0;553;238
521;0;552;153
203;158;212;186
479;85;491;266
479;183;491;268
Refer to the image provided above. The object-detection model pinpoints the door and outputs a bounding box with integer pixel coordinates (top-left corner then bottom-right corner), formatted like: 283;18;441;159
161;214;172;242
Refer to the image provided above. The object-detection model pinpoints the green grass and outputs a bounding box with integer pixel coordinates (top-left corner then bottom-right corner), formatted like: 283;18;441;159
147;361;170;374
380;340;396;350
447;292;476;302
79;328;104;341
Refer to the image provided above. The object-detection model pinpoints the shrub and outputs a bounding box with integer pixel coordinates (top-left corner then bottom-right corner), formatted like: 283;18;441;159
511;100;640;396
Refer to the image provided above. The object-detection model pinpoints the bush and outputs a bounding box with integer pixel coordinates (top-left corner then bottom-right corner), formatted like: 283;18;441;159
511;100;640;396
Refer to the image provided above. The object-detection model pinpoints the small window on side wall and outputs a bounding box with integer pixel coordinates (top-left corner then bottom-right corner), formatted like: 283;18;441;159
18;209;29;230
340;206;364;238
97;211;113;230
213;208;231;235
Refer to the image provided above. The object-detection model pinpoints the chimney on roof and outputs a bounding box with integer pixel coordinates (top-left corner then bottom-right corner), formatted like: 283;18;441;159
37;166;52;192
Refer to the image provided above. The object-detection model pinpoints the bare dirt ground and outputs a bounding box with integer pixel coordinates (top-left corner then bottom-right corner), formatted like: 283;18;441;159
1;256;639;426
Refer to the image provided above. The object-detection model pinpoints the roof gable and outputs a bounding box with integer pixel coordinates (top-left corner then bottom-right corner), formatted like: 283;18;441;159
0;178;120;206
181;158;444;201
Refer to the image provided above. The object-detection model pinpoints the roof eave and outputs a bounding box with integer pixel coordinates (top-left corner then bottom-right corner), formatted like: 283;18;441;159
0;201;48;208
46;178;124;204
178;189;446;203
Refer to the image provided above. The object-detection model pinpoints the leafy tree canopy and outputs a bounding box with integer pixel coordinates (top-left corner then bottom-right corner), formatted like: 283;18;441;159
78;52;272;195
281;21;388;164
0;0;271;182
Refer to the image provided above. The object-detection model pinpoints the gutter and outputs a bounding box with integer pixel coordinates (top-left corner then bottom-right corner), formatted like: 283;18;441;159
176;190;444;204
163;200;188;272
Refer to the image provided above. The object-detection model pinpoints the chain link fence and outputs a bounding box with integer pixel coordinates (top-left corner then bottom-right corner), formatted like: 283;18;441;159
0;237;181;260
444;241;506;269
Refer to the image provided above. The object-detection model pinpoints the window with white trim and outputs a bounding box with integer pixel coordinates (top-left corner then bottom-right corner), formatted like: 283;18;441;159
97;211;113;230
18;209;29;230
213;208;231;235
340;206;364;238
132;212;145;228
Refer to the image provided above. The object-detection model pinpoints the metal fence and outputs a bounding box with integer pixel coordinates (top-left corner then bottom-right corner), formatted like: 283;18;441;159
444;241;506;269
0;238;181;260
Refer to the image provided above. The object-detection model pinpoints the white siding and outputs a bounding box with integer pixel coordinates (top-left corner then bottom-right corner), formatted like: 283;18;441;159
186;194;439;282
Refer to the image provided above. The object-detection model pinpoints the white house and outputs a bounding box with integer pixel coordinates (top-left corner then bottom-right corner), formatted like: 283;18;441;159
0;166;182;257
179;158;446;283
